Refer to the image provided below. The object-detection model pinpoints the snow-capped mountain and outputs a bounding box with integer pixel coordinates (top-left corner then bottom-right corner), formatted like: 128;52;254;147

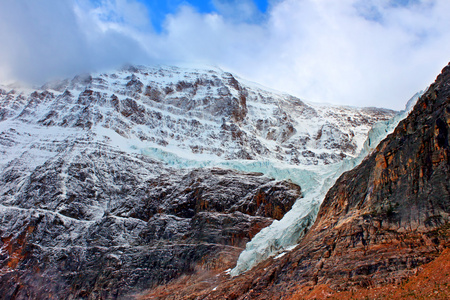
0;65;395;169
0;65;397;298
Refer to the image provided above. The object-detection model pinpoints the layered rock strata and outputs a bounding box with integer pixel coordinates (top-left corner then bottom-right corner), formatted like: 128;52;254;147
0;65;395;167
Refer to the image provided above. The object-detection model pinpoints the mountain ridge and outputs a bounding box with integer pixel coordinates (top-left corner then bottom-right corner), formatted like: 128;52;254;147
0;65;395;166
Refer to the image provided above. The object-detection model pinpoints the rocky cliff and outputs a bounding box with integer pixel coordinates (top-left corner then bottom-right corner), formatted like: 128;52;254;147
145;64;450;299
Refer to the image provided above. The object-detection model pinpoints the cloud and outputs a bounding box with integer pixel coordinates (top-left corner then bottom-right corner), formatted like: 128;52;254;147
212;0;264;22
151;0;450;109
147;5;265;66
228;0;450;109
0;0;449;109
0;1;85;82
0;0;149;83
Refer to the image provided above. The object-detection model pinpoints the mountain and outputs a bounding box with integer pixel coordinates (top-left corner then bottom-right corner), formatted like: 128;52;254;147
160;63;449;299
0;65;396;299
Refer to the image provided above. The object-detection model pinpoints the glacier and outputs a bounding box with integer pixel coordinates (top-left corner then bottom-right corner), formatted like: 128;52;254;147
229;91;422;275
97;89;421;276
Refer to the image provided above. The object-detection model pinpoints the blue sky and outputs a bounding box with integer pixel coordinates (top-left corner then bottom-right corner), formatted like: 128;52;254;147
0;0;449;110
139;0;269;17
138;0;269;20
133;0;270;31
139;0;216;31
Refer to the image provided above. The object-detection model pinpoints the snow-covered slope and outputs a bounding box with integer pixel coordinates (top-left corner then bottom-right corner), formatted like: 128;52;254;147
0;65;399;298
0;65;395;169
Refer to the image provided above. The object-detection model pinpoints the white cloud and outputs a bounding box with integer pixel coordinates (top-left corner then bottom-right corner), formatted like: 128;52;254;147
0;0;449;109
0;0;148;83
231;0;450;109
212;0;264;22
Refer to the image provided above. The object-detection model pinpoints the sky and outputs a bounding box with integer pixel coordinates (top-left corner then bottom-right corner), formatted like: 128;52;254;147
0;0;449;110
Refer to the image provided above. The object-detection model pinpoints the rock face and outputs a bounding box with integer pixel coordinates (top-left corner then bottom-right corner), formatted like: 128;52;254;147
149;64;450;299
0;65;396;299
